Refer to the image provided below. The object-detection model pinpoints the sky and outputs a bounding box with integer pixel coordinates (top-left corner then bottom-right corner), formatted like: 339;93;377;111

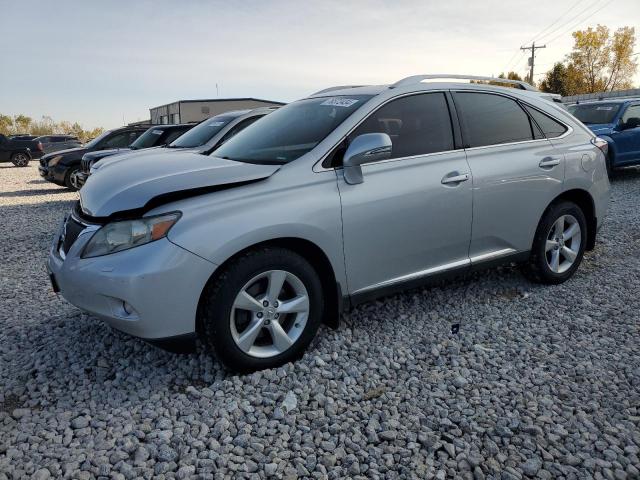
1;0;638;130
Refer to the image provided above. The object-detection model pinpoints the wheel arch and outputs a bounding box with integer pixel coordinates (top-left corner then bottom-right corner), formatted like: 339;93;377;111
196;237;343;335
547;189;597;250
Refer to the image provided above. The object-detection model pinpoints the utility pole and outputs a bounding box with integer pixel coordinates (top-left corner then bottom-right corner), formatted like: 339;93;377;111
520;42;546;85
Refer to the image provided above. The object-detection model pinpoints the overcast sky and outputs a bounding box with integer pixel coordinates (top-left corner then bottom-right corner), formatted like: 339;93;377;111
1;0;638;129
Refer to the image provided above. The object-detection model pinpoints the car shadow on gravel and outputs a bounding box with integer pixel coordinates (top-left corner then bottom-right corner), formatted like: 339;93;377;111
0;188;72;198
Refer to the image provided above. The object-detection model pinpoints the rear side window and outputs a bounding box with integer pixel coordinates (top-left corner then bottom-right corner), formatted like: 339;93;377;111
523;105;568;138
454;92;535;148
350;92;454;159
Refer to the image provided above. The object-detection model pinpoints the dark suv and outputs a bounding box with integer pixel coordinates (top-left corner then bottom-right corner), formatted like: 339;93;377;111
75;124;194;188
39;125;150;190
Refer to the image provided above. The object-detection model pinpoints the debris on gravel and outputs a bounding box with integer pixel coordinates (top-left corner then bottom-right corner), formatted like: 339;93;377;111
1;165;640;479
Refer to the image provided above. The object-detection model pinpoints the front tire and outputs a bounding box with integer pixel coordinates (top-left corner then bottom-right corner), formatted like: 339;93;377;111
11;153;30;167
522;201;587;284
200;247;324;372
65;167;81;191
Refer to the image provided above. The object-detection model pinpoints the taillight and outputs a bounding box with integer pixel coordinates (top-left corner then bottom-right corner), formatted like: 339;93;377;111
37;142;44;152
591;137;608;156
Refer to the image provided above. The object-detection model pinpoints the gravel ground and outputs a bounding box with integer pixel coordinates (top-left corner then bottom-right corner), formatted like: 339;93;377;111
1;163;639;480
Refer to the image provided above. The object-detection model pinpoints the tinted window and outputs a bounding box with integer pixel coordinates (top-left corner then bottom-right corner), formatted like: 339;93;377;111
170;115;235;148
349;93;454;159
217;116;263;146
524;105;568;138
163;127;191;145
567;103;622;124
621;105;640;124
213;95;372;164
454;92;535;148
101;131;138;149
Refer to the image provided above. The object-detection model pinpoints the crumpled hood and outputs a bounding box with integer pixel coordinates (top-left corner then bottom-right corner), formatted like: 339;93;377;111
584;123;615;135
80;151;280;218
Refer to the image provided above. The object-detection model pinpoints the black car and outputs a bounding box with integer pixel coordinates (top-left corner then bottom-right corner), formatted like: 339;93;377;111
75;124;194;188
38;125;150;190
0;133;44;167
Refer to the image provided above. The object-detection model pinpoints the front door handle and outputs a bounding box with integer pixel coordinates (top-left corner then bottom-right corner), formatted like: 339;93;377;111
539;157;561;168
441;172;470;185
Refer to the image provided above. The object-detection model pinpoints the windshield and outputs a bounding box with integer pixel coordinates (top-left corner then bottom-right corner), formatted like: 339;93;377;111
169;115;235;148
568;103;622;124
84;129;112;148
212;95;373;164
131;128;168;149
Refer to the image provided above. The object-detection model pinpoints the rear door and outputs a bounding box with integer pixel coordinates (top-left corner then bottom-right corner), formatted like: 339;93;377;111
615;103;640;164
452;91;565;260
338;92;473;295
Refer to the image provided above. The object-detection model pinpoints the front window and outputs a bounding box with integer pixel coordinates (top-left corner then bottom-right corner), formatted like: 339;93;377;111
84;130;112;148
212;95;373;164
131;128;167;149
568;103;622;124
169;115;235;148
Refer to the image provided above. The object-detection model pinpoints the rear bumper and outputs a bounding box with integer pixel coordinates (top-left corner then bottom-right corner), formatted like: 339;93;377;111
47;219;216;341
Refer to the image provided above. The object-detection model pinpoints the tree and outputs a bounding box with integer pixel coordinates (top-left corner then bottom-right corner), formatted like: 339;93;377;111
0;114;13;135
13;114;32;134
567;25;637;93
0;112;103;142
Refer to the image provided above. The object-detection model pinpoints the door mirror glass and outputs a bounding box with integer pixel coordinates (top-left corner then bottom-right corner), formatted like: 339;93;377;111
343;133;392;185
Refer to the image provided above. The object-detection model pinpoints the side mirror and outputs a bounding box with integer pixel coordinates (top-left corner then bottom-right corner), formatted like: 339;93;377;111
622;117;640;130
342;133;392;185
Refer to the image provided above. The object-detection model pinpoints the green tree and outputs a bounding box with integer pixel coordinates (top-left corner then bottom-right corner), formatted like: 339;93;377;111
13;114;32;134
0;114;13;135
567;25;637;93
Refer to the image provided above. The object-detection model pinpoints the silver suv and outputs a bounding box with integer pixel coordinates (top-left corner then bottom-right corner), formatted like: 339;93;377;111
48;75;610;372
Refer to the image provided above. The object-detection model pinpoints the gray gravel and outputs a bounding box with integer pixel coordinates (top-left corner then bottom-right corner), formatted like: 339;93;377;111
1;163;640;479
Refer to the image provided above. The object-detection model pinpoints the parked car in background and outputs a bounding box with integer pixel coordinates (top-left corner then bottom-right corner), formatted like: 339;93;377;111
568;99;640;176
35;135;82;154
75;124;195;188
39;125;150;190
0;133;44;166
89;108;277;176
49;74;609;372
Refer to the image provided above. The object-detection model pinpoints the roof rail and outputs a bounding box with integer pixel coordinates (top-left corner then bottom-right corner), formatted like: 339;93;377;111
390;74;538;91
310;85;365;96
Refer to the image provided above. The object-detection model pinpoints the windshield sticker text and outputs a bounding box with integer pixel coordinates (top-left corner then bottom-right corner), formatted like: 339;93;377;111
321;98;359;108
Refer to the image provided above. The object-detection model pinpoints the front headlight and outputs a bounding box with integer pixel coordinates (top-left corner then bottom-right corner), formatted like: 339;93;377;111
82;212;181;258
48;155;63;167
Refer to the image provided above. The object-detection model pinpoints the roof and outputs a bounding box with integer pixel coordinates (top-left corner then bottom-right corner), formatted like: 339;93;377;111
151;97;286;110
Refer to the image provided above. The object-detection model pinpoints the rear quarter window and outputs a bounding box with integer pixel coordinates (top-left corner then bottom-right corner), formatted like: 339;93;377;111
523;105;568;138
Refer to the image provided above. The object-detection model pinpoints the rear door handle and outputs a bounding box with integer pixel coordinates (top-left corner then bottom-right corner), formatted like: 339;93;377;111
441;172;470;185
539;157;561;168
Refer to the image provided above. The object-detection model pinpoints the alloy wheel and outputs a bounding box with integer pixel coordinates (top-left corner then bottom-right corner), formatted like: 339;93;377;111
13;154;28;167
69;170;82;190
230;269;310;358
545;214;581;274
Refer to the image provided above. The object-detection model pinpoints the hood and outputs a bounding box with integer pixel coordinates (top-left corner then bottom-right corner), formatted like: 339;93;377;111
80;151;280;218
84;148;131;163
42;146;88;161
583;123;615;135
92;146;192;172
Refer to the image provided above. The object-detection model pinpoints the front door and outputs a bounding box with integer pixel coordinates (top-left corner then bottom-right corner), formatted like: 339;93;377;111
337;92;473;296
614;103;640;164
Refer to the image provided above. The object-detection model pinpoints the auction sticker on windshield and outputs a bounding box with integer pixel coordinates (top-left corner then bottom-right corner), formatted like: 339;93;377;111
321;98;359;108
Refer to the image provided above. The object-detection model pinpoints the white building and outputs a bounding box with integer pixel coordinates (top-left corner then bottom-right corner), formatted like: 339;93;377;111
150;98;285;125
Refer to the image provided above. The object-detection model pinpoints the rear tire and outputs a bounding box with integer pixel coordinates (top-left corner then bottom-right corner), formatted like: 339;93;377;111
11;153;29;167
522;201;587;285
199;247;324;372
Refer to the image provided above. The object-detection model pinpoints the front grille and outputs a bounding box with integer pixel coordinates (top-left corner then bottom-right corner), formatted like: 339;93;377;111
81;157;90;173
61;215;86;254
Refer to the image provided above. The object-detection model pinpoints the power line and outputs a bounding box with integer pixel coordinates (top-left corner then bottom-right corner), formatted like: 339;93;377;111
521;42;547;83
523;0;582;45
535;0;602;43
542;0;616;44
